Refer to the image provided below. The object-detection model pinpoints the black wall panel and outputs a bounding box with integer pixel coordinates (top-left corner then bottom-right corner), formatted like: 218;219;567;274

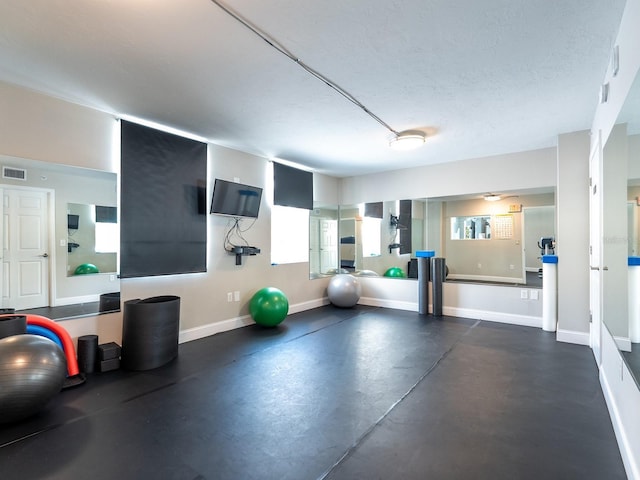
121;120;207;278
273;162;313;209
399;199;412;255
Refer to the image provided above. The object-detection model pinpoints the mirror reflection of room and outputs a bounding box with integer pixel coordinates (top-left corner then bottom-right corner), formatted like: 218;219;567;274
0;156;120;318
612;70;640;387
309;205;339;277
333;192;554;285
67;203;118;276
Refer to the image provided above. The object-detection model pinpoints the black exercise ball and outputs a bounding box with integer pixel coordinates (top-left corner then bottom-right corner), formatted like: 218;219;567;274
0;334;67;424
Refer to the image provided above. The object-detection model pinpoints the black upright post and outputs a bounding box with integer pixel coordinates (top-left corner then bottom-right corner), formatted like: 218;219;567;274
431;258;446;316
121;295;181;371
417;257;431;315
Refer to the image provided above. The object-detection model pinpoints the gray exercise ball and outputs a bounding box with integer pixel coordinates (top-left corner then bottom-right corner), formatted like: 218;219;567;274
327;274;362;308
0;334;67;424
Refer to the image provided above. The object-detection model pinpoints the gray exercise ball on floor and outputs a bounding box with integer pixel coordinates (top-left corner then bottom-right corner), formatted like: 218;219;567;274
327;274;362;308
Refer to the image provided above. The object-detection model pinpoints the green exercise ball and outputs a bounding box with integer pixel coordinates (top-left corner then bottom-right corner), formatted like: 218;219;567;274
383;266;405;278
249;287;289;327
74;263;99;275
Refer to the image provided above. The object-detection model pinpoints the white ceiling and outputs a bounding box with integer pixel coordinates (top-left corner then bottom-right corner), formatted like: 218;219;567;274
0;0;626;177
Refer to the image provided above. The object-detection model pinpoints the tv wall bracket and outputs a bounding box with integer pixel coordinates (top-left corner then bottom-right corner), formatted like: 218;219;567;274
231;245;261;265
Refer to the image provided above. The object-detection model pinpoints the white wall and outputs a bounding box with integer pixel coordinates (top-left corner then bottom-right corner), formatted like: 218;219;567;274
0;82;116;172
556;130;591;344
340;147;556;204
0;81;340;344
590;0;640;477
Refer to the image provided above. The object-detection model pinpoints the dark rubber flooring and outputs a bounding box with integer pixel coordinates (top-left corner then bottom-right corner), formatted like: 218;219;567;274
0;306;625;479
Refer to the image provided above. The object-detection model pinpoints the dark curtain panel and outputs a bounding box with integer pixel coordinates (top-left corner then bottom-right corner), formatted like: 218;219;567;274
120;120;207;278
399;199;412;255
95;206;117;223
273;162;313;209
364;202;383;218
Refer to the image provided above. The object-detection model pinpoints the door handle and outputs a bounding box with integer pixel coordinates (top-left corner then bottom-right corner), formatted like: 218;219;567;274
39;253;49;258
590;266;599;270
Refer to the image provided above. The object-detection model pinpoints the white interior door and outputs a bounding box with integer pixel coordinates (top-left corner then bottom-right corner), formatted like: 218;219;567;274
319;219;337;274
1;188;50;310
589;137;603;364
309;217;320;275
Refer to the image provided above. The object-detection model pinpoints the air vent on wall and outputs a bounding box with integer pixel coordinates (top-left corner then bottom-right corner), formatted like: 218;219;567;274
2;166;27;181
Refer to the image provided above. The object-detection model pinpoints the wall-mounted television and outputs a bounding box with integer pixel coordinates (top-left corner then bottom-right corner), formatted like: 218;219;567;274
68;214;79;230
210;178;263;218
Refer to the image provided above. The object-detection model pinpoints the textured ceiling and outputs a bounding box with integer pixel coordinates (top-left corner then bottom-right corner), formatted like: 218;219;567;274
0;0;627;177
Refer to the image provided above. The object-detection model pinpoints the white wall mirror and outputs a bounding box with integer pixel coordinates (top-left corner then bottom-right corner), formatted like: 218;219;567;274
605;67;640;386
337;191;554;284
67;203;118;277
309;204;339;278
0;155;119;318
335;200;424;278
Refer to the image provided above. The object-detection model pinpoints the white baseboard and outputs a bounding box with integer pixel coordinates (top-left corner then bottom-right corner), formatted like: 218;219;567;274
289;297;330;314
178;297;330;344
358;296;418;312
600;368;639;480
556;328;591;346
446;273;526;284
53;294;100;306
442;306;542;328
355;299;543;329
614;335;632;352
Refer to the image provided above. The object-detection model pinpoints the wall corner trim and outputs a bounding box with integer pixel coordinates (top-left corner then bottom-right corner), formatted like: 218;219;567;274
556;328;591;346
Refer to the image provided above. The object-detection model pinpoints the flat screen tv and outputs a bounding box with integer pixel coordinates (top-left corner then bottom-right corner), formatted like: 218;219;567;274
210;178;263;218
68;214;79;230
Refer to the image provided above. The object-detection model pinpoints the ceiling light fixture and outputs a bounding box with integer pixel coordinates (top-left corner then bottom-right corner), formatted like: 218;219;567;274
389;130;427;151
484;194;502;202
209;0;426;151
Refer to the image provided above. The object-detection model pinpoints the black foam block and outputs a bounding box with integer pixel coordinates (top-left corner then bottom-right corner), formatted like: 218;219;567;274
99;342;121;361
99;358;120;372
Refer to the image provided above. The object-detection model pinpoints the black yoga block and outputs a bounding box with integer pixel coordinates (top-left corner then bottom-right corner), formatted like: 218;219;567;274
121;295;181;371
99;342;121;361
99;358;120;372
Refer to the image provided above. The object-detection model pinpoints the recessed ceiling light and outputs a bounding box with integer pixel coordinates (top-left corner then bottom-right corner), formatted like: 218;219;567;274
389;130;427;151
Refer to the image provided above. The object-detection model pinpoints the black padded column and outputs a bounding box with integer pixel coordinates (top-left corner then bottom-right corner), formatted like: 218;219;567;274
417;257;431;315
121;296;181;371
431;258;446;317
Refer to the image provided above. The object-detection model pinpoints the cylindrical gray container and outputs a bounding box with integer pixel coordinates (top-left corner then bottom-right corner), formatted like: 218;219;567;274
417;257;431;315
431;258;446;316
121;296;181;371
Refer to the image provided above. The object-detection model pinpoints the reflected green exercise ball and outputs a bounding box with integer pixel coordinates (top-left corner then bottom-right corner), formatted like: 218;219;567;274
74;263;100;275
249;287;289;327
383;267;405;278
